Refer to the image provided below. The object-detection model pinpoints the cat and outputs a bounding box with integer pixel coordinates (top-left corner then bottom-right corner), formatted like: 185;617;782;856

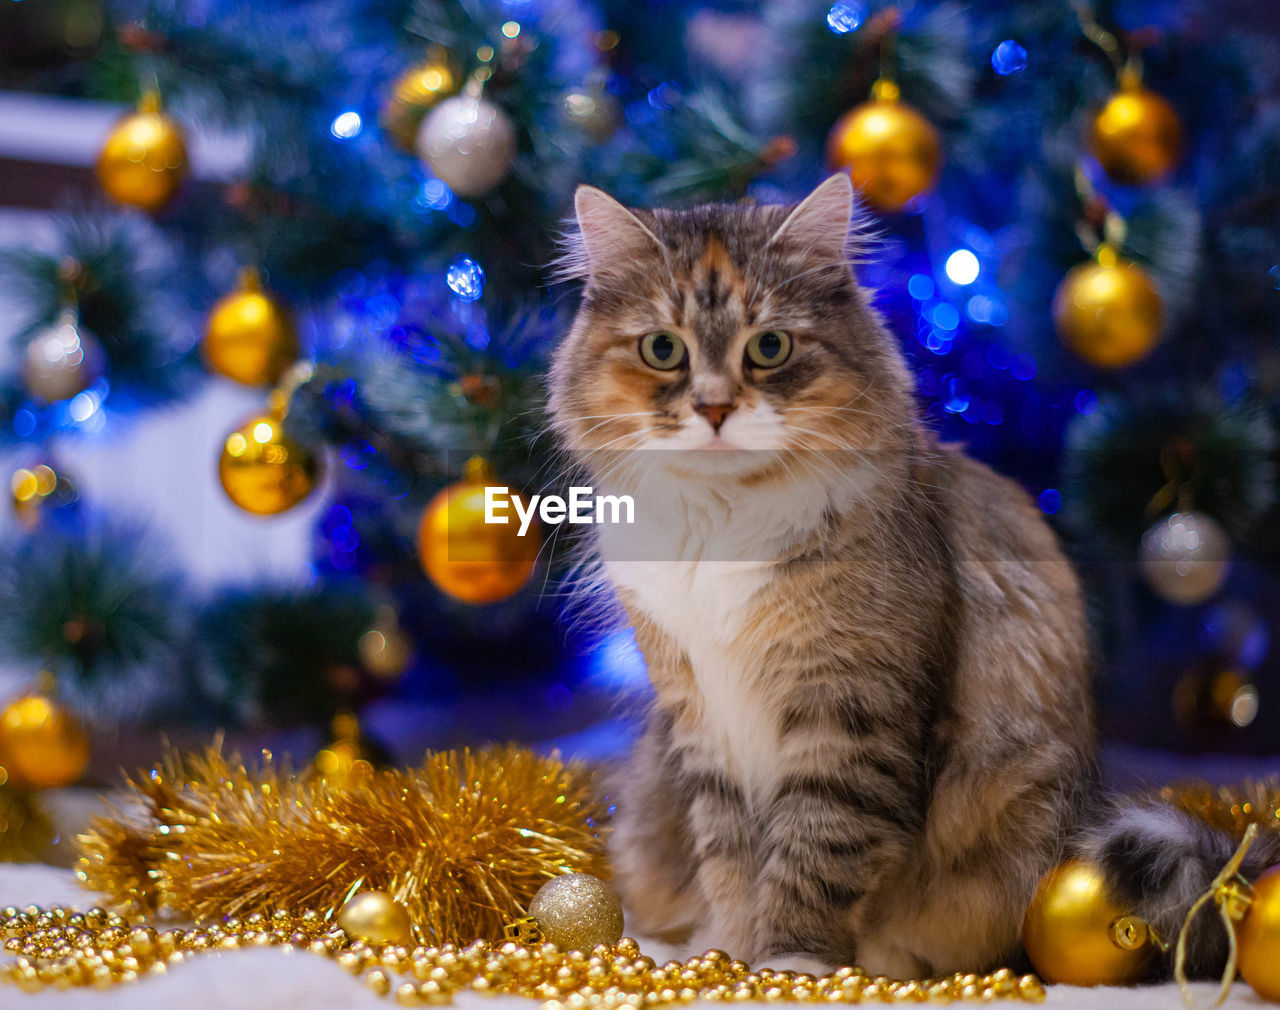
548;174;1280;978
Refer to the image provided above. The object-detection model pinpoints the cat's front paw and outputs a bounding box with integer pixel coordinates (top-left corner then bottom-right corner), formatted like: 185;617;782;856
756;953;837;978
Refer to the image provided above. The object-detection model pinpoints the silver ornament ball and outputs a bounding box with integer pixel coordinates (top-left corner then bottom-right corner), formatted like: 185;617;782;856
1139;510;1231;605
415;94;516;197
22;308;105;403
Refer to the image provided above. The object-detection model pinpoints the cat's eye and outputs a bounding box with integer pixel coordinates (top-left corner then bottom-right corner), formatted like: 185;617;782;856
745;330;792;368
639;332;687;371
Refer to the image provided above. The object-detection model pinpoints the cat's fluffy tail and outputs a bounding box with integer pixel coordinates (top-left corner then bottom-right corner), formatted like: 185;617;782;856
1078;794;1280;978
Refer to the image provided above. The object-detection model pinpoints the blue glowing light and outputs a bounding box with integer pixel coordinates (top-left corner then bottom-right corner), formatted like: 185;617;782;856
446;256;485;301
944;249;980;286
417;179;453;211
1201;603;1270;669
341;442;375;471
942;378;969;414
647;83;680;111
991;40;1028;76
329;110;363;140
1074;388;1099;415
465;322;491;350
68;389;100;424
981;400;1005;425
1011;354;1037;381
13;409;36;438
965;295;1007;326
1038;488;1061;515
907;273;935;301
1267;265;1280;290
826;0;865;34
931;303;960;331
583;628;649;691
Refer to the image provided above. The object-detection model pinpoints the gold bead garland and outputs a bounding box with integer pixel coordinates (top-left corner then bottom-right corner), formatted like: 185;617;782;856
0;904;1045;1005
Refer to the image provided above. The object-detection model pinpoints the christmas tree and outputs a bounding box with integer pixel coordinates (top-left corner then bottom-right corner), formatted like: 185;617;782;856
0;0;1278;811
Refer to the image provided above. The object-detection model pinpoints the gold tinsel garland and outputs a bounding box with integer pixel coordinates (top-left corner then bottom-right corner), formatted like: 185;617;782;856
1161;778;1280;839
0;904;1045;1005
76;744;610;941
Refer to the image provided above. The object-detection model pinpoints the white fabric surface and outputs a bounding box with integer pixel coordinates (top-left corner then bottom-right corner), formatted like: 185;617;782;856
0;865;1269;1009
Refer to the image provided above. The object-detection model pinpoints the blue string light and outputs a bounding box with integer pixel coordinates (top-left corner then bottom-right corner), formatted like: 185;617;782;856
944;249;980;285
826;1;865;34
1037;488;1061;515
991;40;1028;76
907;274;935;300
329;110;362;140
446;256;485;302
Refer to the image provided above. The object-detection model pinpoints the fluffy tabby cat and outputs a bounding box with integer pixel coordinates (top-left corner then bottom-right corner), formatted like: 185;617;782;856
548;174;1279;977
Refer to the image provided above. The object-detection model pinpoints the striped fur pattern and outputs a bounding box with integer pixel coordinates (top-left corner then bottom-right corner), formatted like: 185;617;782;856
549;175;1096;974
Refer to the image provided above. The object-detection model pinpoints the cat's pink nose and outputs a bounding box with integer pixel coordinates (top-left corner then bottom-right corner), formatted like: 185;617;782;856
694;402;733;432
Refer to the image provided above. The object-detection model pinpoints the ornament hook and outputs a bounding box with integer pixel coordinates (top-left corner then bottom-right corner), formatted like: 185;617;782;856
1174;823;1258;1008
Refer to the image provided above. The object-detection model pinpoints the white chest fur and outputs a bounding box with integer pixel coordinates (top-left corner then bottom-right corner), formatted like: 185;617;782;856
608;557;782;798
596;462;852;801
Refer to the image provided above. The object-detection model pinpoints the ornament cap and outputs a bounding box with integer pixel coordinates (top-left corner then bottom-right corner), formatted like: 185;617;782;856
1108;915;1152;951
1117;64;1144;92
870;78;901;103
237;266;263;292
464;456;495;482
1096;243;1119;268
138;89;162;115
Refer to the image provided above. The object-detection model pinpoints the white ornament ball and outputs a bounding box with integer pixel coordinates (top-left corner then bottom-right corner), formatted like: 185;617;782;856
415;95;516;197
22;308;105;403
1139;510;1231;605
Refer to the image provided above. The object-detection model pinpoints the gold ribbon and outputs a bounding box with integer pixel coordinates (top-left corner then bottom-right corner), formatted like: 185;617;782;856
1174;822;1258;1008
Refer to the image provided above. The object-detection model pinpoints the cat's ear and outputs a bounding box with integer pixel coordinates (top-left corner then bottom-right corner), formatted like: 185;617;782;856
558;186;665;283
767;173;855;260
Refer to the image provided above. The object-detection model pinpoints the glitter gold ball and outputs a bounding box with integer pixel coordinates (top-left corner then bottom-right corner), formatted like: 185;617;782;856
95;93;188;212
0;693;90;790
527;873;624;952
1052;245;1161;369
417;457;539;605
218;412;321;516
338;892;414;947
203;270;299;387
1089;79;1182;186
1021;859;1153;986
825;80;941;213
1238;864;1280;1002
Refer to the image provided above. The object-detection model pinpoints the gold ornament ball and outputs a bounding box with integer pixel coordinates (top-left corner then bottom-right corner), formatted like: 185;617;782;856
527;872;625;951
1021;859;1154;986
337;891;413;946
95;92;188;211
219;412;321;516
1239;865;1280;1002
417;457;540;605
0;694;90;790
203;271;300;386
381;57;458;151
1090;80;1182;186
826;80;941;213
1053;246;1162;369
